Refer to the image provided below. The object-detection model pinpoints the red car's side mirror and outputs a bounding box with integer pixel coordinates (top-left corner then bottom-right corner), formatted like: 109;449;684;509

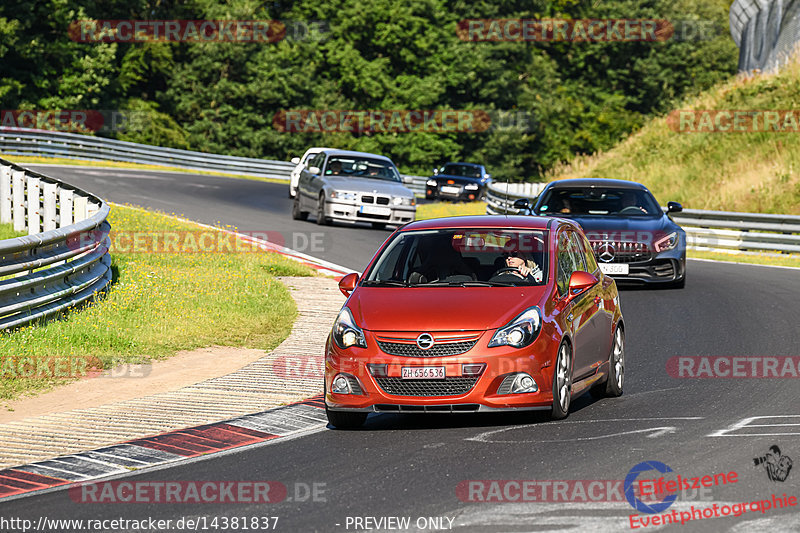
338;273;359;296
567;271;598;299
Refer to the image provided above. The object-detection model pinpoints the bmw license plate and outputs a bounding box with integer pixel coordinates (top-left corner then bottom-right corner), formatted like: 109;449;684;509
359;205;391;216
599;263;629;275
441;186;460;194
401;367;445;379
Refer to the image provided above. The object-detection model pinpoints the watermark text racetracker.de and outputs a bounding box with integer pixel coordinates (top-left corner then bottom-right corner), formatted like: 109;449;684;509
456;19;726;43
1;109;149;133
456;479;713;503
272;109;535;134
667;356;800;378
79;230;330;255
1;515;280;532
69;19;329;43
667;110;800;133
0;355;150;379
69;480;326;504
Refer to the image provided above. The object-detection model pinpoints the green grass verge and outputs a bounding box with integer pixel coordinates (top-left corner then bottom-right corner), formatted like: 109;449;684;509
0;153;289;185
548;56;800;215
416;201;486;220
0;204;317;402
0;223;25;240
688;249;800;269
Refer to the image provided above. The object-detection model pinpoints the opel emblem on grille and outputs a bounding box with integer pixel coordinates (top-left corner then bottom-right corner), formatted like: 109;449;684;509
598;242;616;263
416;333;435;350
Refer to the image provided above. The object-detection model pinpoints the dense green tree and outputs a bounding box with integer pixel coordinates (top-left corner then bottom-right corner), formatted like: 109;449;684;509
0;0;738;179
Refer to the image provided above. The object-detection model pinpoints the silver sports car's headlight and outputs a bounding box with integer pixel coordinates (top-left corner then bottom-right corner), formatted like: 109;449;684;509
488;307;542;348
393;197;415;206
654;231;679;252
332;307;367;349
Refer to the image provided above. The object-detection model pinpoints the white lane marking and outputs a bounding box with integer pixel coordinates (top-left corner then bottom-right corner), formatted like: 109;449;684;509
467;418;703;443
709;415;800;437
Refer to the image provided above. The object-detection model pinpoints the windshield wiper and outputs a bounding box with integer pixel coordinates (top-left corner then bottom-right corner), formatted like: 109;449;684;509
424;280;515;287
361;280;410;287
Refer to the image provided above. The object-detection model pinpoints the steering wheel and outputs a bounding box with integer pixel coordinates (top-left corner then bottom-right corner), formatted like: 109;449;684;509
492;267;520;276
619;206;646;214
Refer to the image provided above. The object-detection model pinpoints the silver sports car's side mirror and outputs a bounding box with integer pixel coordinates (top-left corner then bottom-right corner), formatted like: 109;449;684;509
308;166;321;175
291;157;300;165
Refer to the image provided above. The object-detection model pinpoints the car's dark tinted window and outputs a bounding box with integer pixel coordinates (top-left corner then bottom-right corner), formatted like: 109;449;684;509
364;229;548;287
557;230;588;295
309;152;325;170
580;234;600;273
441;164;481;178
568;232;588;273
325;156;400;181
537;187;661;216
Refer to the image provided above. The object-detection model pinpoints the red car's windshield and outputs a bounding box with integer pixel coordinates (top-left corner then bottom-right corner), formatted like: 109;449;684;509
363;229;548;287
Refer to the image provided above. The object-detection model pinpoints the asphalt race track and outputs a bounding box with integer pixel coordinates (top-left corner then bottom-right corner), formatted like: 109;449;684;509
26;165;390;271
4;165;799;532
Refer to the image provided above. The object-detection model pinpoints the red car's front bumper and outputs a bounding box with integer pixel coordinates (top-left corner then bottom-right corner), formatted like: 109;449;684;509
324;330;561;413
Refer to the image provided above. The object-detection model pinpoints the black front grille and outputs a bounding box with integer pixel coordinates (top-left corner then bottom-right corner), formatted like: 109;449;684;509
356;211;390;220
361;195;374;203
377;340;477;357
376;197;390;205
375;377;479;397
591;241;652;264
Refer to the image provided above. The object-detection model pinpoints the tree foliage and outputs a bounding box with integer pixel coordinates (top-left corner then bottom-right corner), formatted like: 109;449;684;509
0;0;737;179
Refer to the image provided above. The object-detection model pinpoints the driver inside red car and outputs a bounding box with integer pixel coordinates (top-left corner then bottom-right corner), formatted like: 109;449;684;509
494;245;543;282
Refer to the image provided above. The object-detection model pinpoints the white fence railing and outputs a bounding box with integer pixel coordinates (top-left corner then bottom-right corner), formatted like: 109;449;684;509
485;182;800;255
0;127;428;195
0;158;111;329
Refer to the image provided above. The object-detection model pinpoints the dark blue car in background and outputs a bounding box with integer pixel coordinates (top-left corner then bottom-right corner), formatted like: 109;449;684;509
426;162;492;202
515;178;687;288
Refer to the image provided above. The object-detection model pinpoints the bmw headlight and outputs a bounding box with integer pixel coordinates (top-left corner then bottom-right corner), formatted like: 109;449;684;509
426;179;438;187
488;307;542;348
331;191;358;201
393;196;415;206
654;231;679;252
332;307;367;349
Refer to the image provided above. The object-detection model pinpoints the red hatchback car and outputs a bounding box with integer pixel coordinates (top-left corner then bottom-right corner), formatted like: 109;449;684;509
324;215;625;428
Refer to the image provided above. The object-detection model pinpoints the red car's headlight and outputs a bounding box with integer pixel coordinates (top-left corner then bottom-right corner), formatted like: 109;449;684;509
488;307;542;348
332;307;367;349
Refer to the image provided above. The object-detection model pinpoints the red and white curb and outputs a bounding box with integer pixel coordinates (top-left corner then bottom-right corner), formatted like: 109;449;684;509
0;395;327;501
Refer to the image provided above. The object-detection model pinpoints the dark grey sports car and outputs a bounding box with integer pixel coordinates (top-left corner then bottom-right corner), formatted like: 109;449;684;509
515;179;686;288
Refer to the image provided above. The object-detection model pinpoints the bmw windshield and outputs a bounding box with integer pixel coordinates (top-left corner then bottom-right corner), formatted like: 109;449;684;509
325;156;401;182
362;229;548;287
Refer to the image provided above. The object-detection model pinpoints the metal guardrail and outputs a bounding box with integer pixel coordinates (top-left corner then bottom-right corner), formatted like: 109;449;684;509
0;127;428;195
0;127;296;180
485;182;800;255
0;158;112;330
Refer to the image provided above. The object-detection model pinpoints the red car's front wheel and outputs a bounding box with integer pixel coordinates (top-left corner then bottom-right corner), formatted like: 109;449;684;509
550;341;572;420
